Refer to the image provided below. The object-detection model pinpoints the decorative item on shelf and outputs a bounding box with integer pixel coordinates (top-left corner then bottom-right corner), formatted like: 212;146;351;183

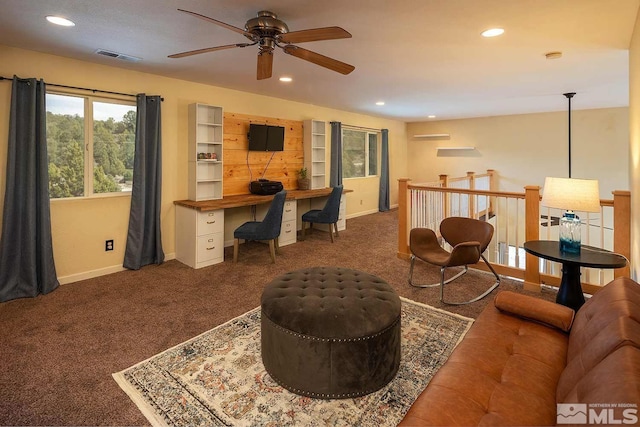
541;177;600;254
197;152;206;160
297;167;310;190
413;133;450;139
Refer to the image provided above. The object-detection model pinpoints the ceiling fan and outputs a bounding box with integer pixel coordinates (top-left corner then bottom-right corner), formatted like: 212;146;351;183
168;9;355;80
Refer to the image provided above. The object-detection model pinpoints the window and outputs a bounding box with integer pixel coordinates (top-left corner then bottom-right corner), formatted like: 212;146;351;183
46;93;136;198
342;128;378;179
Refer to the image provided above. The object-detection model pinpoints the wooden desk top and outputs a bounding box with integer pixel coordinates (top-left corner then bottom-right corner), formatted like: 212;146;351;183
174;188;352;212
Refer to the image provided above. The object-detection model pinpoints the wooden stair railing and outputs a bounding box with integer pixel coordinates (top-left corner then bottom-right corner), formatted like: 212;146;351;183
398;177;631;293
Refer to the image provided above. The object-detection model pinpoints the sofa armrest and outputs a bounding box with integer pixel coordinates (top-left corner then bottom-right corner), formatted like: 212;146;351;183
494;291;575;332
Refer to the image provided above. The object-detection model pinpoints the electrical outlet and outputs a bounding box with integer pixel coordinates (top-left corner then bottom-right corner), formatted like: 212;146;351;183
105;240;114;251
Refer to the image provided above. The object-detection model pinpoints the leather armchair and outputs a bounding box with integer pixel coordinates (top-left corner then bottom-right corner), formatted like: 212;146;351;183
408;216;500;304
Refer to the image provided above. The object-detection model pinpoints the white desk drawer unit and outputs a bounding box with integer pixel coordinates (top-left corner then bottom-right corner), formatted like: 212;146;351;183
197;210;224;235
337;196;346;231
282;200;296;222
279;218;297;246
176;205;225;269
279;200;297;246
197;233;224;263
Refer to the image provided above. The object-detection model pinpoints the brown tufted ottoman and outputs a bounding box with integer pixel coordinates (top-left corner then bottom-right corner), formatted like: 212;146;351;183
260;266;401;399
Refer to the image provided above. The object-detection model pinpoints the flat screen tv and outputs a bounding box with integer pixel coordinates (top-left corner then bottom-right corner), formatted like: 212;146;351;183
266;125;285;151
248;124;285;151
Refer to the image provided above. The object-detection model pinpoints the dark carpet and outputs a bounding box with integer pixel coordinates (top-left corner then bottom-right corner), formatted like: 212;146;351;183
0;209;556;426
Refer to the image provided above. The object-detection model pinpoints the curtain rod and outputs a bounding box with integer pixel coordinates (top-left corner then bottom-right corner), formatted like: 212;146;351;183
342;123;382;132
0;76;164;101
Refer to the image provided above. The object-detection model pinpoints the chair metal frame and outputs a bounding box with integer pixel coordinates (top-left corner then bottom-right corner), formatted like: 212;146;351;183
409;253;500;305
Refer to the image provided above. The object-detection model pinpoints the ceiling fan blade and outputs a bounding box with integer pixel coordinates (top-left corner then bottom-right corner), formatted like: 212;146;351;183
283;45;355;75
168;43;249;59
177;8;254;38
277;26;352;44
257;51;274;80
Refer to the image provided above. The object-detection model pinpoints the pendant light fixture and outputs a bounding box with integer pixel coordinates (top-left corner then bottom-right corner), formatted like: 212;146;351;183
540;92;601;254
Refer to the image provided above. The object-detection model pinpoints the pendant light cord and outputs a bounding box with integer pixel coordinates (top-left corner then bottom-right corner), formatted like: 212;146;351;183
563;92;576;178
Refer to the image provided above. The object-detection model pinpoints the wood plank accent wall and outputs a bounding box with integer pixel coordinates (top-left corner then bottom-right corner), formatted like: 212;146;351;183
223;112;304;196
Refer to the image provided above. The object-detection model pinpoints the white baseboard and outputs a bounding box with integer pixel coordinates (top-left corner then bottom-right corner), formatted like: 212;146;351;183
58;252;176;285
345;208;380;219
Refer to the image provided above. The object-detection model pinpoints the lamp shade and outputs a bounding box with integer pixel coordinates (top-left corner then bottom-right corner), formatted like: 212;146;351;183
541;177;600;213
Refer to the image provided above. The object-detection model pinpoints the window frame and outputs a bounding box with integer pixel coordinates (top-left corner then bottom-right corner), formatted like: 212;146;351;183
46;91;136;200
341;127;379;180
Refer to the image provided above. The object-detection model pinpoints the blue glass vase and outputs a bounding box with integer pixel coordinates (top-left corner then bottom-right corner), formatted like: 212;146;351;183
559;212;581;254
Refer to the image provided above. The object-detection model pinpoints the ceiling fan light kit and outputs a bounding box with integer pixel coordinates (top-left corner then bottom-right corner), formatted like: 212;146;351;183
169;9;355;80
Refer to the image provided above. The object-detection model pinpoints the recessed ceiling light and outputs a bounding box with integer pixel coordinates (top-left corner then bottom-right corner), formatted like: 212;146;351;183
481;28;504;38
428;115;436;119
46;15;75;27
375;101;385;106
279;76;292;82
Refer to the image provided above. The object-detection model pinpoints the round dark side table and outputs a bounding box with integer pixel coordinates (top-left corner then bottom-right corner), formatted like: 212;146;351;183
523;240;627;311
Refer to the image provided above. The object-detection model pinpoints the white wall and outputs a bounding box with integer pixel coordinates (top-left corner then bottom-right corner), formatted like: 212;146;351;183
406;108;629;199
0;45;408;282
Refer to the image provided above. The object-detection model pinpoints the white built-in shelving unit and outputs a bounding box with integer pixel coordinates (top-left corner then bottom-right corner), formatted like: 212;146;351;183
188;103;223;201
176;103;225;269
303;119;326;189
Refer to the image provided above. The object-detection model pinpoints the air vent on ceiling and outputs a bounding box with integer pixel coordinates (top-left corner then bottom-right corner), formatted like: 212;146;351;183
95;49;142;62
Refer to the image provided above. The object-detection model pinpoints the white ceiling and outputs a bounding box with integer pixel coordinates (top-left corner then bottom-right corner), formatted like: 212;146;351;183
1;0;638;121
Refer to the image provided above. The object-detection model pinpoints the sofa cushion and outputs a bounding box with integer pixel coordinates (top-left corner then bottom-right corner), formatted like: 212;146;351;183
567;277;640;363
399;296;568;426
558;345;640;405
557;316;640;402
494;291;575;332
556;276;640;407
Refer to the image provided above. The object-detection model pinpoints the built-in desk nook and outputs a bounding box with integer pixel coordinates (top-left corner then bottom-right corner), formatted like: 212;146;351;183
174;188;350;268
176;103;347;268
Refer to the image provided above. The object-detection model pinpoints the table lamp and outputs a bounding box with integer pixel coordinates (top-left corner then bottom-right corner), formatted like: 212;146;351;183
541;177;600;254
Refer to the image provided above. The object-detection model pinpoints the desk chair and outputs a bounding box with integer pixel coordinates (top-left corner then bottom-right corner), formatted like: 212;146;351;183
408;216;500;304
233;190;287;263
300;185;343;243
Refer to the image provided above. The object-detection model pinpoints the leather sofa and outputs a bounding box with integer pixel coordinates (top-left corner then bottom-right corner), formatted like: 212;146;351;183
399;276;640;426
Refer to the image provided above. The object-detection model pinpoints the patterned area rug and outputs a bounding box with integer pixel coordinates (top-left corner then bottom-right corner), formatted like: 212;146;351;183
113;297;473;426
